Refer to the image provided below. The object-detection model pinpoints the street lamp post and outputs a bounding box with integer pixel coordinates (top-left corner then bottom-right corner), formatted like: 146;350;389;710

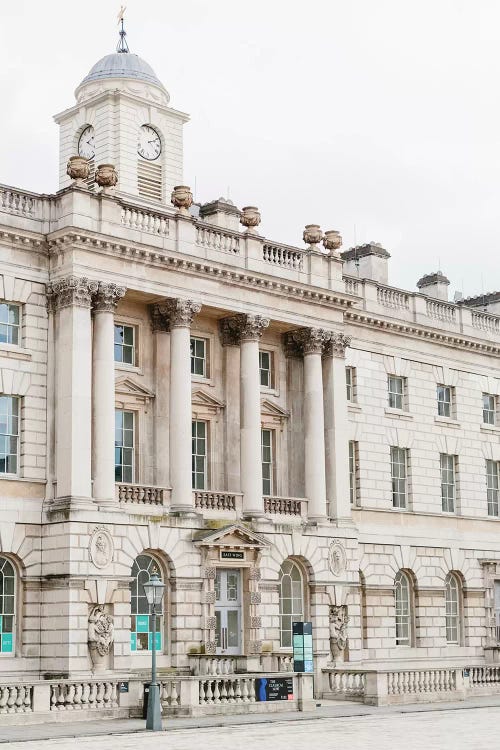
143;569;167;731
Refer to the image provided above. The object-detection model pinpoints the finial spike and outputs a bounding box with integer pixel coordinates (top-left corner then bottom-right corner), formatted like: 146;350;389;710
116;6;129;53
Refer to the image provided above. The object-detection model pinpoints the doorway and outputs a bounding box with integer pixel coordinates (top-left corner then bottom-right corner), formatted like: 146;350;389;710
215;569;242;655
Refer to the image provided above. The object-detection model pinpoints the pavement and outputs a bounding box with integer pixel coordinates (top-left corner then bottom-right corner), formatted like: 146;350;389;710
2;695;500;746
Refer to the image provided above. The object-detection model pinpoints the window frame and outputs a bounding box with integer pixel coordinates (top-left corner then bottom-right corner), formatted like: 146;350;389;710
114;409;135;483
483;393;497;426
394;570;413;646
279;559;305;649
114;323;136;367
388;375;405;411
486;459;499;517
349;440;359;506
192;419;208;490
346;366;356;403
437;384;453;418
390;446;408;509
190;336;208;379
0;302;21;347
445;573;461;646
0;395;20;477
259;349;274;390
0;556;16;655
130;554;167;655
261;427;275;496
440;453;457;514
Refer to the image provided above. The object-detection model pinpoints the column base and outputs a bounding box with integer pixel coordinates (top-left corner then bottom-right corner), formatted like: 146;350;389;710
169;504;199;517
242;510;265;521
306;515;327;526
49;496;95;512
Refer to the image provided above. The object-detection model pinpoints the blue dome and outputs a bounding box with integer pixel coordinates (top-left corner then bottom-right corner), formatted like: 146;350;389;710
79;52;166;92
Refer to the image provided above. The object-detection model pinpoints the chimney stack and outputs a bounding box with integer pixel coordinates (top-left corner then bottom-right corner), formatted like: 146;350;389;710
416;271;450;301
341;242;390;284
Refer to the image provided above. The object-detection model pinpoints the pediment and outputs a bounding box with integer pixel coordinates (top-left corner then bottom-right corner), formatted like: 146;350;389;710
115;377;155;404
193;523;269;549
192;389;225;414
261;399;290;423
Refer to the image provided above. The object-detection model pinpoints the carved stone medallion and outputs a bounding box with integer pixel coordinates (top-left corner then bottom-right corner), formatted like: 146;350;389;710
89;526;114;569
328;539;347;577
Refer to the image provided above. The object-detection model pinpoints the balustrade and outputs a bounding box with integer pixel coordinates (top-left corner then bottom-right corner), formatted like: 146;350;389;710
386;669;456;696
50;681;118;710
121;205;169;236
0;685;33;713
376;285;410;310
194;490;237;512
190;656;237;676
344;277;360;296
470;666;500;686
262;242;304;270
117;483;167;505
426;299;457;323
196;225;240;255
327;671;366;698
159;680;181;707
0;187;38;218
264;496;303;516
198;676;256;705
471;310;500;334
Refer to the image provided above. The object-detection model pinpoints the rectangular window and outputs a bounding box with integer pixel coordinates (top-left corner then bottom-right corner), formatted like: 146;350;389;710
440;454;456;513
437;385;452;418
114;324;135;365
487;459;499;517
0;396;19;475
259;350;273;389
495;581;500;642
190;337;207;377
261;428;274;495
388;375;405;410
115;410;134;483
0;303;20;346
349;440;359;505
483;393;496;425
192;420;207;489
346;367;356;402
391;446;407;509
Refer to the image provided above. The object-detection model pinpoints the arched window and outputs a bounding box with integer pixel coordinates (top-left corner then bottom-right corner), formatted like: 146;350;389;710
394;570;412;646
0;557;15;654
445;573;461;645
130;554;165;653
279;560;304;648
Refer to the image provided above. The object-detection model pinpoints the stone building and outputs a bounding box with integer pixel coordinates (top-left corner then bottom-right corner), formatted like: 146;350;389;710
2;32;500;719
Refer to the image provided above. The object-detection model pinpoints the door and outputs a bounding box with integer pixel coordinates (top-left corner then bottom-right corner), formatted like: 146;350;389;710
215;569;242;655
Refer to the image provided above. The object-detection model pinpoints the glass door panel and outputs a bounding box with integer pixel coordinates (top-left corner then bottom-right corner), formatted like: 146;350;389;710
215;569;242;655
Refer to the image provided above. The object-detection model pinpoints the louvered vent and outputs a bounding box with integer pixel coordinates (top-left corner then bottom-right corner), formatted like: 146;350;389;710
138;161;162;201
85;159;96;191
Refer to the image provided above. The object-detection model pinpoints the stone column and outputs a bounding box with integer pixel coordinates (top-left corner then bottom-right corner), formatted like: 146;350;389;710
220;314;270;518
48;276;97;506
323;333;352;521
150;305;171;489
284;328;329;521
164;299;201;513
92;282;126;505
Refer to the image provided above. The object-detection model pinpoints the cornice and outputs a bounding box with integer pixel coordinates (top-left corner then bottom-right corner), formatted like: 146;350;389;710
345;310;500;357
46;230;355;310
0;228;48;252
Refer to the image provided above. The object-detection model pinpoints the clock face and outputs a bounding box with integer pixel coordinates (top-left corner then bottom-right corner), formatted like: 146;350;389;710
78;125;95;160
138;125;162;161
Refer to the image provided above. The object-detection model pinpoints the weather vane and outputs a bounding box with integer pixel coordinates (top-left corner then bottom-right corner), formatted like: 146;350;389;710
117;6;129;53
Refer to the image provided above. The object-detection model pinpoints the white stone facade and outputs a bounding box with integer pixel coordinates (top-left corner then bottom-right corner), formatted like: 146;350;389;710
2;42;500;720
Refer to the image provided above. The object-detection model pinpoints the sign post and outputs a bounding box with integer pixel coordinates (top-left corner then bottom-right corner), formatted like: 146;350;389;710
292;621;314;673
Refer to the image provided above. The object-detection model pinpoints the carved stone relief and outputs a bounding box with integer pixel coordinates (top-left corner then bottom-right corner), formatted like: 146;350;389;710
89;526;114;569
328;540;347;578
88;605;114;671
329;604;349;662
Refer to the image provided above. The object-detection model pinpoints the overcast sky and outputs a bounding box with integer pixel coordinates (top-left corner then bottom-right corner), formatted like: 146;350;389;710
1;0;499;296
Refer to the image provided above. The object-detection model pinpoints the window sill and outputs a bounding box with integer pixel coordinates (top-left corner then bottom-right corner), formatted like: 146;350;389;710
115;362;142;375
260;386;280;398
191;374;214;387
0;343;31;361
481;424;500;435
434;416;460;428
384;407;413;420
348;402;362;413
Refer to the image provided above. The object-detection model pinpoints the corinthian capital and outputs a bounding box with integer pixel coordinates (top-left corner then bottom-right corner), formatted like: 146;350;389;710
283;327;330;356
323;332;352;358
46;276;99;310
156;298;201;328
219;313;270;346
93;282;126;312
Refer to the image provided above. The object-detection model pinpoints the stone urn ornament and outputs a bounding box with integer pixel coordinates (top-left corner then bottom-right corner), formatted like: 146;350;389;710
88;605;114;671
171;185;193;215
95;163;118;191
240;206;261;233
303;224;323;248
66;156;90;187
323;229;342;256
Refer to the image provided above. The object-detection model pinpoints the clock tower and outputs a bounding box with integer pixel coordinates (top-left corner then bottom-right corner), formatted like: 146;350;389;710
54;25;189;203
